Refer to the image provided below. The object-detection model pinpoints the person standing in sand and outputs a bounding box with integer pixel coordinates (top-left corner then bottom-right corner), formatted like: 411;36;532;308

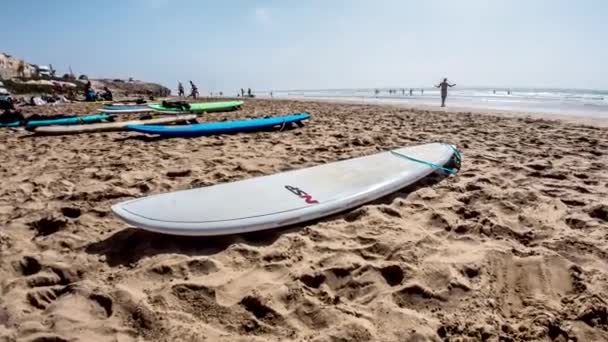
435;78;456;107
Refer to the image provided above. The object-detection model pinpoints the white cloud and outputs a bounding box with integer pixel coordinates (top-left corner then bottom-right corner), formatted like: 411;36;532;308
254;7;271;25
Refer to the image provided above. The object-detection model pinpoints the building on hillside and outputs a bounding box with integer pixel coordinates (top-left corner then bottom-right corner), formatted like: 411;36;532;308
0;52;37;79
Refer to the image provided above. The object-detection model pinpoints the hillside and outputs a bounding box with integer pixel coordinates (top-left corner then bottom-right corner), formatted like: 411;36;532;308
91;79;171;97
0;52;171;97
0;53;37;79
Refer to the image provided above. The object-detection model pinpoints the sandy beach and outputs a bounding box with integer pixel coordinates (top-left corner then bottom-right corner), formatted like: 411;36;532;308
1;99;607;341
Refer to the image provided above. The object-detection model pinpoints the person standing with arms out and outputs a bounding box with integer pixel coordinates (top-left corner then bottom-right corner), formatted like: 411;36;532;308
177;82;184;97
435;78;456;107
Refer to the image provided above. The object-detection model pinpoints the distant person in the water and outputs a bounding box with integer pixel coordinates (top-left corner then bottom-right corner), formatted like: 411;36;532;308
240;88;245;97
435;78;456;107
421;88;424;95
177;82;185;97
507;89;511;95
247;88;252;97
493;89;496;94
409;88;413;96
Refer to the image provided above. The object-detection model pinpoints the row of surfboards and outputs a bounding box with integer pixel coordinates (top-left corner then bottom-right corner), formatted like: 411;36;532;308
1;100;312;137
100;100;463;235
1;99;463;236
99;100;244;114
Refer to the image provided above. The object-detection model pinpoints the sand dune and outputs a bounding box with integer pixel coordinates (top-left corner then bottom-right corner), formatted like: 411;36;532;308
1;99;607;341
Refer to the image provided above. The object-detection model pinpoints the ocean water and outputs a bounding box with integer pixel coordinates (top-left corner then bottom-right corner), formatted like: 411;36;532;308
258;87;608;119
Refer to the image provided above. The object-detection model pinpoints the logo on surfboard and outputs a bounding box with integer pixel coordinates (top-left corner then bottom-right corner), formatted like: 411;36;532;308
285;185;319;204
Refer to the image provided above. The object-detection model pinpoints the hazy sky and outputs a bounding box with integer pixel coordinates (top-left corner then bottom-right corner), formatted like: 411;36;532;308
2;0;606;92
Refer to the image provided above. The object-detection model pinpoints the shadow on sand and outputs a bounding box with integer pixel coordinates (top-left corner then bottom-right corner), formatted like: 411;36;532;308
85;224;304;267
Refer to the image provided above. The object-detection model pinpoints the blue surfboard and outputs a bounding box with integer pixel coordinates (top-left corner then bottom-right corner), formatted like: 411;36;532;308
0;121;21;128
127;112;310;137
3;114;113;128
24;114;113;129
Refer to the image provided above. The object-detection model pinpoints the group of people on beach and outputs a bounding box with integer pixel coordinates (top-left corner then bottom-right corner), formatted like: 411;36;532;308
385;88;424;96
372;78;456;107
83;81;113;101
177;81;199;99
239;88;254;98
176;83;259;99
170;79;457;107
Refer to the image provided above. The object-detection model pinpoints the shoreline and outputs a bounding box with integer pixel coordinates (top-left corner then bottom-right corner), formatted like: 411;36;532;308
257;95;608;127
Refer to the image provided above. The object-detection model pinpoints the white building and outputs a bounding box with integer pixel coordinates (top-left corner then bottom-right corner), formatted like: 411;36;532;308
36;65;52;78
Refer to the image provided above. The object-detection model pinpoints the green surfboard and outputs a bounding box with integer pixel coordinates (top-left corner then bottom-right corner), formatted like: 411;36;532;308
148;101;243;114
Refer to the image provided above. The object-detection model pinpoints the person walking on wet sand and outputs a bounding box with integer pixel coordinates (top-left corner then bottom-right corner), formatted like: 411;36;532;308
435;78;456;107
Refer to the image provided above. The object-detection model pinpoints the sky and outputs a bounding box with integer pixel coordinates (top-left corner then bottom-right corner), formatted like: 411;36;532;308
1;0;607;93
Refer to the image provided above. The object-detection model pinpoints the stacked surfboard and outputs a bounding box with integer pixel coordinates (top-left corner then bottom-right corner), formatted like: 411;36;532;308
147;100;243;114
32;115;197;135
99;105;154;114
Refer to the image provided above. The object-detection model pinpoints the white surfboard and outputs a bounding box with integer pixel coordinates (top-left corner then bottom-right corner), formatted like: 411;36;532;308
98;106;155;114
111;142;459;236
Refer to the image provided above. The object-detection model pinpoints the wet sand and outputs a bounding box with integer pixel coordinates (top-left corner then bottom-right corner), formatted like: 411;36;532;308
1;99;607;341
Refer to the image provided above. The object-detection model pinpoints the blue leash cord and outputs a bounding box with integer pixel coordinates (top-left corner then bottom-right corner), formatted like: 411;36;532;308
390;144;462;175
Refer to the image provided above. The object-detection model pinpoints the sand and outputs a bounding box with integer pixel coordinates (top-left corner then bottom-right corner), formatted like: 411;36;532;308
1;99;607;342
